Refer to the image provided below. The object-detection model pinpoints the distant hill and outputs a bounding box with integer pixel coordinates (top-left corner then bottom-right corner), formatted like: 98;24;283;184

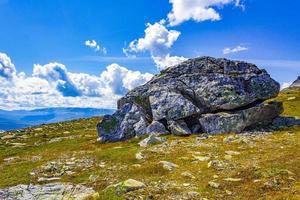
290;76;300;88
0;107;115;131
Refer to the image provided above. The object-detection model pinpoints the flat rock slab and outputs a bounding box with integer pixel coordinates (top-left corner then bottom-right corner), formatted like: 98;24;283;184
0;183;94;200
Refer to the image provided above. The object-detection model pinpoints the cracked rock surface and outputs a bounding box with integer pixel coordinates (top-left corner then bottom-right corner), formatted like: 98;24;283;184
97;56;282;142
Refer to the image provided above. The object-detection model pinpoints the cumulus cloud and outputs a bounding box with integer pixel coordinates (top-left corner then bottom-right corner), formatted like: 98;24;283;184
99;63;153;95
124;20;180;55
223;45;248;54
0;52;16;79
33;62;81;97
167;0;242;26
152;54;187;70
123;20;187;70
85;40;107;55
281;82;292;90
0;52;153;110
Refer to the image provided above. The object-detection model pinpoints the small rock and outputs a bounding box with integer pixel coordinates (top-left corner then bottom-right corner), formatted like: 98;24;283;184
138;135;166;147
208;181;220;189
132;164;142;168
225;151;240;155
181;171;196;179
34;128;43;131
224;155;232;160
208;160;227;170
159;161;178;171
213;175;219;179
226;190;233;195
192;155;210;162
89;174;98;182
135;152;144;160
113;179;145;193
223;178;242;182
183;183;191;187
287;97;296;100
37;177;61;182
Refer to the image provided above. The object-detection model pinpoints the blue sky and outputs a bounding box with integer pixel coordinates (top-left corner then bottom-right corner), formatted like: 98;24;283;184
0;0;299;110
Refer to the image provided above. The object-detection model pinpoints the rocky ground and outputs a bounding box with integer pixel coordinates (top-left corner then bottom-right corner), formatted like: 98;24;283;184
0;88;300;200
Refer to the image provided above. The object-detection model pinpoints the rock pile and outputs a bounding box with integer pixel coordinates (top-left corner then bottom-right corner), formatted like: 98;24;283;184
97;57;283;142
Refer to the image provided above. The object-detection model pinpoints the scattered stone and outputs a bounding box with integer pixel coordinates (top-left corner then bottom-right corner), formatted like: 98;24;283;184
225;151;240;155
37;177;61;182
34;128;43;131
132;164;142;168
208;181;220;189
3;156;20;163
0;183;94;200
138;135;166;147
287;97;296;101
223;178;242;182
208;160;227;170
89;174;98;182
159;161;178;171
224;155;233;160
213;175;219;179
192;155;210;161
181;171;196;179
112;179;145;193
226;190;233;195
135;152;144;160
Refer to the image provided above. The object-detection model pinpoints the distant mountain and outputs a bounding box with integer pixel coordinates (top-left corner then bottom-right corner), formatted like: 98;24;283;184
290;76;300;88
0;107;115;131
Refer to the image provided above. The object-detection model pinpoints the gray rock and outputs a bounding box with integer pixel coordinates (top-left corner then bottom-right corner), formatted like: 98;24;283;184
120;57;279;115
97;103;149;142
159;161;178;171
97;57;282;141
138;134;166;147
108;179;145;194
149;90;200;121
0;183;94;200
146;120;169;135
290;76;300;88
199;101;283;134
168;120;191;135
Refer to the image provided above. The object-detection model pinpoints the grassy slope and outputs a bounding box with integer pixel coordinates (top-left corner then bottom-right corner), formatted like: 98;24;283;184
0;88;299;200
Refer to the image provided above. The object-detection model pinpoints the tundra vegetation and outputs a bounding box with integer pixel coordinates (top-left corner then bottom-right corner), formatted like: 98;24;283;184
0;87;299;199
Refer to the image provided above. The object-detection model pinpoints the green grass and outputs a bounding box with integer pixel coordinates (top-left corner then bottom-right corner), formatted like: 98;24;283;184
0;88;300;199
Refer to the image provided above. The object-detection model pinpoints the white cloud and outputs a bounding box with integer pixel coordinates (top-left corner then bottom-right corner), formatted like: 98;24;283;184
0;52;153;110
85;40;107;55
99;63;153;95
152;54;187;70
223;45;248;54
167;0;242;26
0;52;16;79
281;82;292;90
123;20;187;70
124;20;180;56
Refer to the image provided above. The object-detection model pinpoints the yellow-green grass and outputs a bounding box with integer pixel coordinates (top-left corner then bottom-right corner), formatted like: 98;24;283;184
0;88;299;200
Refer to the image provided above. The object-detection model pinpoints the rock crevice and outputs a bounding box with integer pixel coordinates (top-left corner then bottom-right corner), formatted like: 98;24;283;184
97;57;283;142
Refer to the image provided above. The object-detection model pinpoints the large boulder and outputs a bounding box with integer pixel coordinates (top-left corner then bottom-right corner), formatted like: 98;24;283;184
97;57;282;142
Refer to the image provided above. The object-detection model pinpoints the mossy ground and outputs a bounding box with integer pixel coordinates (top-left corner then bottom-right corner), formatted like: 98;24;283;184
0;88;300;199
